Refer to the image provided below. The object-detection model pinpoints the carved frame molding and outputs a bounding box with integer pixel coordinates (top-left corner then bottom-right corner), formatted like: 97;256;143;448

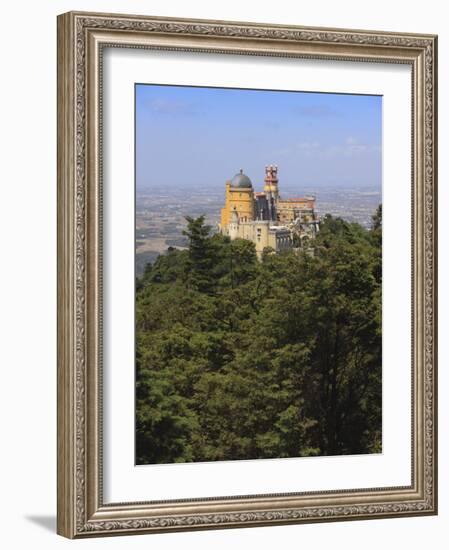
57;11;437;538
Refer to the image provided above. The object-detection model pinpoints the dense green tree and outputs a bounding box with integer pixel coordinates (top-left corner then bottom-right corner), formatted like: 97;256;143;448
135;210;382;464
372;204;382;231
182;215;219;294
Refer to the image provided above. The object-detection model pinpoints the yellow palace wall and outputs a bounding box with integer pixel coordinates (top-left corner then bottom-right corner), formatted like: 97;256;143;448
220;182;255;226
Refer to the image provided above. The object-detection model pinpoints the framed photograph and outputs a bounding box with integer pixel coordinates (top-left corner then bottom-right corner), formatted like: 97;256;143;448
57;11;438;538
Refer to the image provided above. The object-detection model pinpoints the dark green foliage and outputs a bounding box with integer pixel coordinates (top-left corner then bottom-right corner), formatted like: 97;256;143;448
182;215;219;294
136;210;382;464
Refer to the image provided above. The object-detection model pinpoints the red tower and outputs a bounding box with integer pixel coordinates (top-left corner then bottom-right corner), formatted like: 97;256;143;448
264;164;279;200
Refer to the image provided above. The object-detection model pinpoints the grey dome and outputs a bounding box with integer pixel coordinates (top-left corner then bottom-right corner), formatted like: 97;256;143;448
231;169;252;189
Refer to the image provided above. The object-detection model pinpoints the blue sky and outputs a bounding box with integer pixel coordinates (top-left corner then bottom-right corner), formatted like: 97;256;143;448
136;84;382;191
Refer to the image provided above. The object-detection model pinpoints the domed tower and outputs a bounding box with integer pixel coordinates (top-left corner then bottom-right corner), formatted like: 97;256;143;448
231;169;253;190
220;169;255;229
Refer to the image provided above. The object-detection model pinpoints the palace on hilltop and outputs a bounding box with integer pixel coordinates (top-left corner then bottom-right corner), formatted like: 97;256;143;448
219;165;319;257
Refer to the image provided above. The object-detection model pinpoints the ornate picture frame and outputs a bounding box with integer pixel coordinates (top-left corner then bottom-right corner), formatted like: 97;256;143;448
57;11;437;538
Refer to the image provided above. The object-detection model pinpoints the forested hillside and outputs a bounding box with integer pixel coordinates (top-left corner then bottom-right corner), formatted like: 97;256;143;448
136;207;382;464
